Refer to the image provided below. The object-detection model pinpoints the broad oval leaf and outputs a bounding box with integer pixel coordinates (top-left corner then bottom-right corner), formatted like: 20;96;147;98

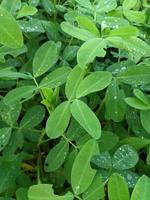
28;184;74;200
76;71;112;98
117;65;150;85
108;173;130;200
46;101;71;139
71;139;99;195
40;67;71;88
61;22;96;41
77;38;107;69
112;145;139;170
125;97;150;110
0;127;11;151
133;89;150;106
71;99;101;139
65;66;85;100
3;85;37;105
20;105;45;129
0;6;23;48
33;41;58;77
131;175;150;200
44;139;69;172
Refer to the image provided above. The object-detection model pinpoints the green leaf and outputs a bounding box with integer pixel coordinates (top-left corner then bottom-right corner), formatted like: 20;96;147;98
65;66;85;100
0;67;31;79
44;139;69;172
3;85;37;105
20;105;45;129
112;145;139;170
133;89;150;106
17;4;37;19
76;71;112;98
28;184;74;200
109;26;139;37
33;41;58;77
131;175;150;200
108;173;130;200
98;131;119;152
82;175;104;200
61;22;97;41
107;37;150;62
77;38;107;69
105;79;126;122
0;100;21;126
119;137;150;150
125;97;150;110
1;0;21;16
124;10;146;24
71;139;99;195
96;0;117;13
0;6;23;48
71;99;101;139
40;67;71;88
46;101;71;139
123;0;139;10
91;152;112;169
76;16;100;37
117;65;150;85
140;110;150;133
64;149;78;183
0;128;11;151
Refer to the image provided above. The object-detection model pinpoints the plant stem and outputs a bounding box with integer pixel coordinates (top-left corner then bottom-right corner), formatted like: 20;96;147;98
62;134;79;149
33;76;51;115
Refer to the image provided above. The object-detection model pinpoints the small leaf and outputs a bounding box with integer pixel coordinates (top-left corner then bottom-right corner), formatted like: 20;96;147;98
17;4;37;19
108;173;130;200
119;137;150;150
61;22;96;41
71;139;99;195
33;41;58;77
71;99;101;139
77;38;107;69
40;67;71;88
123;0;139;10
76;16;100;37
112;145;139;170
65;66;85;100
133;89;150;106
82;175;104;200
3;85;37;105
20;105;45;129
109;26;139;37
28;184;74;200
0;6;23;48
0;128;11;151
131;175;150;200
45;139;69;172
46;101;71;139
125;97;150;110
76;71;112;98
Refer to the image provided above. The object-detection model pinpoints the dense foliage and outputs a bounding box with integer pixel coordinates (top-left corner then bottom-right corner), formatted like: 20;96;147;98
0;0;150;199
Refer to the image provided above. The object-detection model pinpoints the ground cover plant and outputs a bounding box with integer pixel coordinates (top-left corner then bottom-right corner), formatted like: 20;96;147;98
1;0;150;199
